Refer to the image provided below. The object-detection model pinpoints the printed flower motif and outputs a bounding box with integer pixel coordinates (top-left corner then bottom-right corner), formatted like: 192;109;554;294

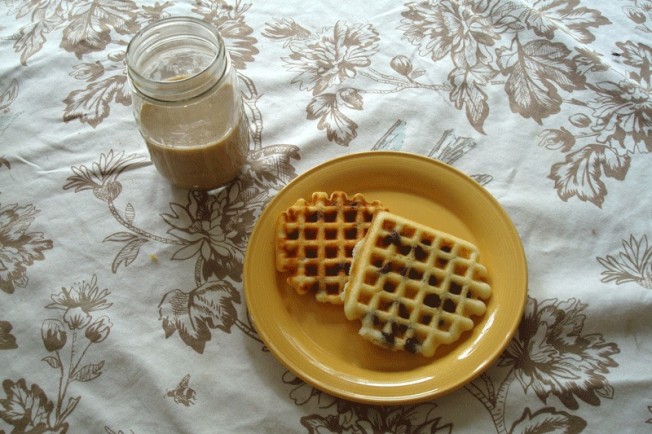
538;127;575;151
0;203;53;294
41;319;67;352
285;21;380;95
162;186;255;281
500;297;619;410
300;401;447;434
401;0;500;67
85;316;112;343
624;0;652;32
46;275;112;330
64;150;145;202
588;79;652;153
191;0;259;70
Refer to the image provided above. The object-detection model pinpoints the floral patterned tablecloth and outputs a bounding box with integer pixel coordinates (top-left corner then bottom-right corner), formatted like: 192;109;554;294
1;1;651;433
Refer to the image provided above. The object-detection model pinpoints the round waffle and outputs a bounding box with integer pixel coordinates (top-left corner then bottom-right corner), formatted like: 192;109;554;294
342;211;492;357
275;191;388;304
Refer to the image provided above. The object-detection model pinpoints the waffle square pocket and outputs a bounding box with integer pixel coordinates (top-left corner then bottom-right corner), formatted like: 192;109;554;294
342;211;492;357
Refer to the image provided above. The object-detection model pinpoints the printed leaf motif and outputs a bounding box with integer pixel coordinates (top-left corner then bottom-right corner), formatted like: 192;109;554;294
61;0;138;58
104;232;139;243
0;203;54;294
549;144;631;207
72;361;105;382
64;150;145;194
498;38;584;123
0;321;18;349
13;21;48;66
158;280;241;353
248;144;301;187
510;406;586;434
42;356;61;369
449;65;495;133
125;203;135;225
597;235;652;288
307;93;358;146
0;378;53;431
0;79;19;112
337;88;363;110
538;128;575;151
191;0;259;70
615;40;652;84
518;0;610;44
63;75;130;127
261;18;310;47
573;47;609;74
60;396;81;422
107;237;148;273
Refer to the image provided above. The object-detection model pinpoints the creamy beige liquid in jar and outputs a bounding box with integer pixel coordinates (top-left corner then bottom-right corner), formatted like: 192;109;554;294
126;17;248;190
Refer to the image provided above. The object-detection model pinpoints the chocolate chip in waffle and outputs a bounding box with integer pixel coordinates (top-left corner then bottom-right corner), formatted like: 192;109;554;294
342;211;492;357
275;191;388;304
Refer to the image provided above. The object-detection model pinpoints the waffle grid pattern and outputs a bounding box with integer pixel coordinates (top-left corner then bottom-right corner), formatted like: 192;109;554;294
275;192;387;304
343;211;492;357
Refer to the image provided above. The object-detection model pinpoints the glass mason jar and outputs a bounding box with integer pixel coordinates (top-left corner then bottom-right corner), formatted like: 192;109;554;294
126;17;249;190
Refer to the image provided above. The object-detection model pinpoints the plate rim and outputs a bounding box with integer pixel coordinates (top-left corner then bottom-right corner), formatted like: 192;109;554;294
243;150;528;404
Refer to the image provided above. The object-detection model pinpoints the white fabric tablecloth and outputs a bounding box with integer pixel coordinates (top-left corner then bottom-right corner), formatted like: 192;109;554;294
1;1;651;433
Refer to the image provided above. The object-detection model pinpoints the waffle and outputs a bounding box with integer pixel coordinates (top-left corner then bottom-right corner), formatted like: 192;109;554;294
342;211;491;357
275;192;388;304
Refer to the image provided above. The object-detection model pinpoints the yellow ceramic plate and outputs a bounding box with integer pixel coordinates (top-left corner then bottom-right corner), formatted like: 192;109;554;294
243;151;527;404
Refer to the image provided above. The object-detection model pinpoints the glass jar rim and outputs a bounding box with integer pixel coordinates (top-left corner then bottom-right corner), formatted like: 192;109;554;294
126;16;227;102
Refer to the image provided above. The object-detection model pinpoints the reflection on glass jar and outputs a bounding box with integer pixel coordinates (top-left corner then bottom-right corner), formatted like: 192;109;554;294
126;17;249;190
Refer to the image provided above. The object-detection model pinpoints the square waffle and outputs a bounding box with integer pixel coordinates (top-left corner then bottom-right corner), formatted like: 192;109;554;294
275;192;388;304
342;211;492;357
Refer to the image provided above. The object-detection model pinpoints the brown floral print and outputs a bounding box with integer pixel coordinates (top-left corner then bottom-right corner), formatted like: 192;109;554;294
400;0;601;130
499;297;618;410
0;203;53;294
0;321;18;350
162;187;257;282
263;1;651;208
624;0;652;33
46;274;113;328
191;0;259;70
0;78;19;169
542;6;651;207
61;1;170;127
461;296;619;433
264;19;380;145
158;279;246;354
282;21;380;95
0;275;113;433
282;371;452;434
597;234;652;288
514;0;609;43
